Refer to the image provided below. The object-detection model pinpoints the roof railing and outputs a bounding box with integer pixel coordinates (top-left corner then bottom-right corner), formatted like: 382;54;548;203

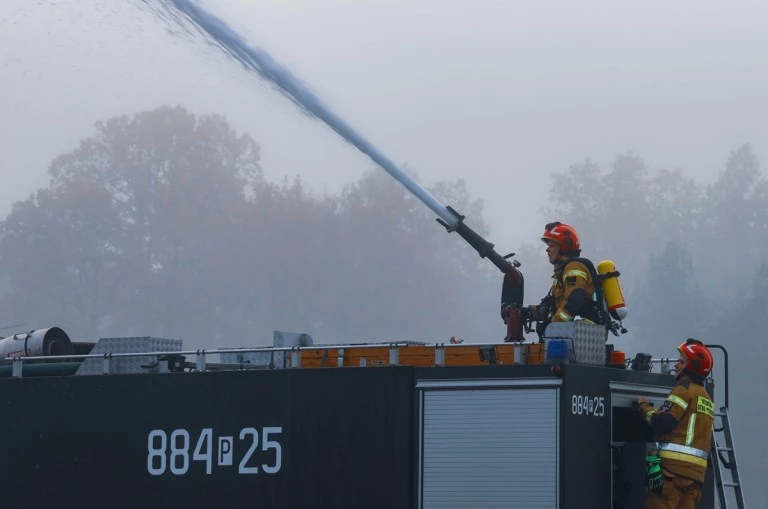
1;341;681;378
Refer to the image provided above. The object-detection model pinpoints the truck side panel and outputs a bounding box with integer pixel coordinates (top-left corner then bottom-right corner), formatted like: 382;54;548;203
0;367;415;509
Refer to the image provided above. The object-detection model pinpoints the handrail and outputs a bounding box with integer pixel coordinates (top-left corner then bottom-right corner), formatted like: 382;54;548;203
3;344;689;365
1;340;686;378
0;340;510;364
649;357;678;375
3;343;682;362
1;341;525;377
705;344;729;409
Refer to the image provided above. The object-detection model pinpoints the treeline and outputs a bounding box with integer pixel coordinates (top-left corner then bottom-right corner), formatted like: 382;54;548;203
529;144;767;348
0;106;499;348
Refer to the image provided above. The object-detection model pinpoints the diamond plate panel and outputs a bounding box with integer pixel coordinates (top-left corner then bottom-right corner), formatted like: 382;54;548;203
75;337;182;376
544;321;607;366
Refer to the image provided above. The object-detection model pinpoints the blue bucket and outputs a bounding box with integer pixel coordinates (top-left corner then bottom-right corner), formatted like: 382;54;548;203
546;338;571;363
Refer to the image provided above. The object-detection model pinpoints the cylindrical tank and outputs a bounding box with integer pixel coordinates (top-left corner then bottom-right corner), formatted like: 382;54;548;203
0;327;74;358
597;260;628;320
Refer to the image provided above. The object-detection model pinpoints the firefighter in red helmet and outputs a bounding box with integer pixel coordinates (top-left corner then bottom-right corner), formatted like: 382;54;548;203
526;222;603;329
636;339;715;508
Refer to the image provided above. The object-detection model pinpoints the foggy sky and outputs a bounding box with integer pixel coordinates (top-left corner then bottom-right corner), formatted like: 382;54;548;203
1;0;767;247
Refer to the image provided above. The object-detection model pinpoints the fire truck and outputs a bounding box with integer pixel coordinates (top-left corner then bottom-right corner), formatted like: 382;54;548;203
0;324;744;509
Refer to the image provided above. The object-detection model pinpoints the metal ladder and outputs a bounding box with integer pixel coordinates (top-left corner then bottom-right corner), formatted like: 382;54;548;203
707;345;746;509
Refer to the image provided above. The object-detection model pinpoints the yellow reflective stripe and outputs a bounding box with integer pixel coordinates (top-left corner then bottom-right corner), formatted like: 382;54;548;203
645;409;658;426
557;310;573;321
659;450;708;468
667;395;688;411
565;269;589;279
686;414;696;446
696;396;715;418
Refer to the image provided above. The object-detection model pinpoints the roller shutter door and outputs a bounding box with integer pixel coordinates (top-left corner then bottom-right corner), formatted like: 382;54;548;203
421;388;559;509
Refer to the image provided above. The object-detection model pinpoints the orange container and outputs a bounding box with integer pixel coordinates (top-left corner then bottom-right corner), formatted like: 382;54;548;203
611;350;626;365
295;342;549;368
341;347;390;367
443;344;509;366
397;346;437;367
298;348;343;368
526;343;544;365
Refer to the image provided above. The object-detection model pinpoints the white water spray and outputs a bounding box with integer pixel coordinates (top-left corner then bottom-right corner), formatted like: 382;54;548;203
146;0;460;228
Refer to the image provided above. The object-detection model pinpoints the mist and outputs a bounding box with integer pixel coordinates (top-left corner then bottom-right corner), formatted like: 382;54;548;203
2;0;767;506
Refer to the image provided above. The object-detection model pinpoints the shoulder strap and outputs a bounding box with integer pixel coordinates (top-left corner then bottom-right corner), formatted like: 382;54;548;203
569;257;610;323
569;257;600;281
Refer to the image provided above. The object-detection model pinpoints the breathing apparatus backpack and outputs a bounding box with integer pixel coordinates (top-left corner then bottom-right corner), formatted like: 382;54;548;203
570;257;628;336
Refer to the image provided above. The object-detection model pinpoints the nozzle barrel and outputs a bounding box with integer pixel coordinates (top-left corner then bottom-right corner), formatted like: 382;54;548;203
437;206;513;274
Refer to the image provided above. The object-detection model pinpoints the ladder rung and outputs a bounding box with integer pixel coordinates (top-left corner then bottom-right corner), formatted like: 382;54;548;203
715;411;726;417
723;482;740;487
717;447;733;452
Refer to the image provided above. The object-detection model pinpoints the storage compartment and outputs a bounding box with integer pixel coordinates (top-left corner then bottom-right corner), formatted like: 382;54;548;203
612;406;653;443
611;441;648;509
420;386;559;509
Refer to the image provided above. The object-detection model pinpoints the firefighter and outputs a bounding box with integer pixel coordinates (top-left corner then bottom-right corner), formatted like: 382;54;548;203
527;222;602;326
636;339;715;509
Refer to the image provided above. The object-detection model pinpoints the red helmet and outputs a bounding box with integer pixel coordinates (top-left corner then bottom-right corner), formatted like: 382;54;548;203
541;222;581;253
677;338;713;379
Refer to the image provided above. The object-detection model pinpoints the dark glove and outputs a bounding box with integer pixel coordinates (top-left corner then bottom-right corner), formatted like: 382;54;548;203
635;398;653;410
529;304;550;321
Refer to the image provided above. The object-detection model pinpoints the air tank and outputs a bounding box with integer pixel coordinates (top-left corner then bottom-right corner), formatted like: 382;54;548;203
0;327;74;359
597;261;628;320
